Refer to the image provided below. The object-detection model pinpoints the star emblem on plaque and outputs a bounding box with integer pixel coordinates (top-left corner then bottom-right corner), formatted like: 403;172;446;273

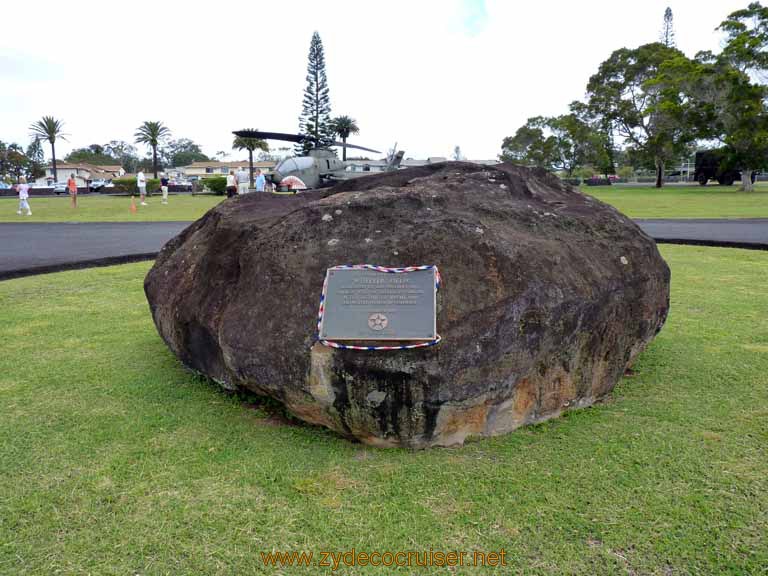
368;313;389;331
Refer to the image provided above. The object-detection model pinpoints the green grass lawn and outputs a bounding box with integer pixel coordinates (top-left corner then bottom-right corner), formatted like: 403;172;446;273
0;194;224;222
1;246;767;575
2;185;768;223
585;184;768;219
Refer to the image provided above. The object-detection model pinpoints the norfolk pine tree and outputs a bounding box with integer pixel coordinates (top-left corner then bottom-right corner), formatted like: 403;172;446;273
661;7;676;47
297;31;333;154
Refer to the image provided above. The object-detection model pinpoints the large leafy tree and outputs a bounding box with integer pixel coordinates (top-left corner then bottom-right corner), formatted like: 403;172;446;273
679;52;768;191
545;112;602;176
66;144;120;165
586;43;693;187
659;4;768;191
297;31;333;153
500;117;552;167
570;101;617;177
160;138;210;168
134;121;171;178
717;1;768;74
331;116;359;161
233;133;268;186
4;143;30;183
500;104;613;176
715;2;768;190
104;140;140;172
716;69;768;191
29;116;66;182
0;141;7;181
25;139;46;180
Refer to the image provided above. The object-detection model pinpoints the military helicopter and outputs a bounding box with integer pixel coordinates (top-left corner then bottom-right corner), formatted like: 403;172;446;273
232;129;404;191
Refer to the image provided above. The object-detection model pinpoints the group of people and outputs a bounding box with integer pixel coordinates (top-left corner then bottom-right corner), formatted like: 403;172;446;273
13;166;264;215
226;168;267;198
136;170;170;206
13;172;78;216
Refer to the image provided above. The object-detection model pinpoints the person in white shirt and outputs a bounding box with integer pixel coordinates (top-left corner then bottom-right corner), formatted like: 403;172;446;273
137;169;147;205
16;176;31;216
236;167;250;195
226;170;237;198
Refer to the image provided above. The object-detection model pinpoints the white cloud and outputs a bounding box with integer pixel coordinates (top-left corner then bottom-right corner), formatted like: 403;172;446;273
0;0;747;161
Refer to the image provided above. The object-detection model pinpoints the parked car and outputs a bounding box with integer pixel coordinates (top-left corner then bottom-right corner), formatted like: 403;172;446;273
170;179;192;191
53;182;68;194
88;179;114;192
0;181;10;190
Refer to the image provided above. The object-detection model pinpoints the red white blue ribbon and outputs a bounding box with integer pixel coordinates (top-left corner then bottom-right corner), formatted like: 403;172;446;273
316;264;442;351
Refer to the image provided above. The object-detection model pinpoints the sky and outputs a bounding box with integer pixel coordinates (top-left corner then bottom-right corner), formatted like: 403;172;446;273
0;0;748;162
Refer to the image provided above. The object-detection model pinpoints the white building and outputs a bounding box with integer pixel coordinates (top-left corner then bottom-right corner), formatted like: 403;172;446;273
36;163;124;187
181;160;276;180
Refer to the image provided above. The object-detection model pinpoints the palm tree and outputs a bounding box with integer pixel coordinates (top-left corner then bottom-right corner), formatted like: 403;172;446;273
331;116;359;161
233;133;269;187
29;116;67;182
134;121;171;178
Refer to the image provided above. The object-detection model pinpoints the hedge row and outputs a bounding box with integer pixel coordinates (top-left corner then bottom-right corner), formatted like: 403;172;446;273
112;177;161;194
585;178;612;186
199;177;227;195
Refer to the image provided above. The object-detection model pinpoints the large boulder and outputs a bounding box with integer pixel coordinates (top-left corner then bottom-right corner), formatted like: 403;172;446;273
145;162;669;448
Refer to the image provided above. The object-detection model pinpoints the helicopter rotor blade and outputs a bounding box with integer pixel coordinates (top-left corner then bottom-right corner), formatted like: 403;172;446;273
234;129;382;154
233;130;307;143
333;142;381;154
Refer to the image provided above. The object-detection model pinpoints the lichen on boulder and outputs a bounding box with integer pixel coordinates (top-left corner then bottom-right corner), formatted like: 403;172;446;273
145;162;670;448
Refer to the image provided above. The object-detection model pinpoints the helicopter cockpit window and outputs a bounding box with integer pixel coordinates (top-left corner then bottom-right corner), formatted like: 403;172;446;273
276;156;314;173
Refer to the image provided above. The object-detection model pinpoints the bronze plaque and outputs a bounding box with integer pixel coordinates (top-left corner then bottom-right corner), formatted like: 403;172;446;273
320;268;437;341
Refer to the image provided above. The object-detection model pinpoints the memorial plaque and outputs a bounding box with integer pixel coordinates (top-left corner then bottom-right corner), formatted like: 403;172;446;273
320;268;437;341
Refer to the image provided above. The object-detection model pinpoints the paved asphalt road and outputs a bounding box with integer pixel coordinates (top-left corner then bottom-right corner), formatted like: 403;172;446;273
636;218;768;248
0;222;190;279
0;219;766;280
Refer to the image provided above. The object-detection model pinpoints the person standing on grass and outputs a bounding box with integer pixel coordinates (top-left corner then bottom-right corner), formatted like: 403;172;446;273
255;169;266;192
137;168;147;205
226;170;237;198
67;173;78;208
160;173;169;204
15;176;32;216
236;166;249;195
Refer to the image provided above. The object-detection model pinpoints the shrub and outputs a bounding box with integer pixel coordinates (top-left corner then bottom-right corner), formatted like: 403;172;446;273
617;166;634;180
111;177;160;194
562;178;582;186
203;176;227;195
574;166;596;179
